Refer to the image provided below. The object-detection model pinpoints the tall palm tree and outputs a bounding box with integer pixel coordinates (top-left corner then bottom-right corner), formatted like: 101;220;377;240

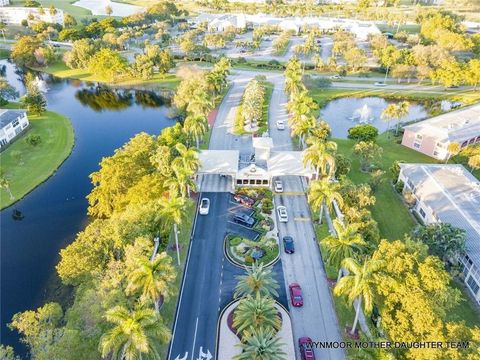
381;101;409;137
172;143;199;173
234;263;279;298
184;114;208;149
186;87;214;117
284;56;305;97
126;252;176;313
233;294;281;335
308;179;343;224
446;142;460;164
165;166;197;199
303;138;337;179
159;195;186;265
99;306;171;360
291;114;316;149
321;219;367;269
334;257;384;335
234;327;287;360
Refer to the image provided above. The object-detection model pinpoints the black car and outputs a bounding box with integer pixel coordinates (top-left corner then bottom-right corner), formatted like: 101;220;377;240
233;213;255;228
283;236;295;254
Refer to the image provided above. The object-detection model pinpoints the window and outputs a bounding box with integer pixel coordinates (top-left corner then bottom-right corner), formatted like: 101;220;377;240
12;119;19;127
416;134;423;140
262;179;268;185
236;179;242;185
419;208;426;218
256;179;262;185
467;275;480;295
413;142;421;149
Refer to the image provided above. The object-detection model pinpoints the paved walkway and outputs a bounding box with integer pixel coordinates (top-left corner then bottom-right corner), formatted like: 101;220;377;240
217;300;295;360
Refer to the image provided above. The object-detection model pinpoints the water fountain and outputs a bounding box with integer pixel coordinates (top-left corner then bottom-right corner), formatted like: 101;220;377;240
348;103;374;123
33;76;49;93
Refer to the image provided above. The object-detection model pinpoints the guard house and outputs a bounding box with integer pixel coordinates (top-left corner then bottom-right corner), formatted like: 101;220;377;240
196;137;314;191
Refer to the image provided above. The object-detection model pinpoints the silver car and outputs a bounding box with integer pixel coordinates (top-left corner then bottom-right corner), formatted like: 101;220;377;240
277;206;288;222
199;198;210;215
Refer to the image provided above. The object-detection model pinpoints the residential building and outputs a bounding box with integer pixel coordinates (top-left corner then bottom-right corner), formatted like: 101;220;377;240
0;0;10;7
0;109;29;149
0;6;64;25
401;104;480;161
398;163;480;303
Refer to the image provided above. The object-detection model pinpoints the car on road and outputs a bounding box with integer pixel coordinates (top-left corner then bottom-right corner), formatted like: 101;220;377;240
289;283;303;307
283;236;295;254
274;180;283;193
276;119;285;130
234;193;255;207
299;337;315;360
330;75;341;80
233;213;255;228
199;198;210;215
277;205;288;222
374;81;387;87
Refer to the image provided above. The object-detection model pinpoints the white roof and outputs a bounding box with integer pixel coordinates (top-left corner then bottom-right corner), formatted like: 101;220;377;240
253;137;274;149
198;150;239;174
267;151;314;177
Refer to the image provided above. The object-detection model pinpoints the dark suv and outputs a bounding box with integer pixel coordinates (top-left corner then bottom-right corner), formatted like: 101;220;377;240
233;213;255;227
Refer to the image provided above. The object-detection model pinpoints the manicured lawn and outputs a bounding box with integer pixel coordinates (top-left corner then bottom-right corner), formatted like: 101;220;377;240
0;48;10;60
34;61;180;90
10;0;94;20
0;106;74;209
334;134;437;240
447;282;480;327
159;200;195;358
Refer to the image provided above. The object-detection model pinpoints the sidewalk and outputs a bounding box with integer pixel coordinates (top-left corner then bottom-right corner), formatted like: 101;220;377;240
217;300;295;359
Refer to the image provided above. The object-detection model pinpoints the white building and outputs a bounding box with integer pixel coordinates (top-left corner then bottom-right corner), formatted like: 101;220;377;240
398;163;480;303
0;0;10;7
0;7;64;25
0;109;29;149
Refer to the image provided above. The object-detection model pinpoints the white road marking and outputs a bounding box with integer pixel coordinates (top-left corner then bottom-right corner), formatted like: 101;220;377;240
191;317;199;360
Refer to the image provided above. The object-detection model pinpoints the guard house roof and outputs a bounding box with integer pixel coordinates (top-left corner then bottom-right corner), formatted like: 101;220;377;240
0;109;27;128
400;163;480;269
197;150;239;175
253;137;274;150
267;151;314;177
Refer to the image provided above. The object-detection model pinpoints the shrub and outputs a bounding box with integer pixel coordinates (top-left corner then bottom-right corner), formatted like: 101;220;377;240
230;237;243;246
245;255;254;265
26;134;41;146
395;180;405;193
348;124;379;142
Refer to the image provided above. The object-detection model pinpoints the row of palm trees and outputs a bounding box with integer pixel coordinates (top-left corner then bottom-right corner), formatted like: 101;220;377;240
284;59;383;338
232;263;287;360
240;78;266;130
97;58;233;360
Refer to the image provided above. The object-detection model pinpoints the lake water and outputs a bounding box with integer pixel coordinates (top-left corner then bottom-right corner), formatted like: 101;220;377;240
320;96;428;139
0;61;175;355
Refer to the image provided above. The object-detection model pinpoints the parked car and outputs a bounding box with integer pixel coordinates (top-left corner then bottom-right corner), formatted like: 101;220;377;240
299;337;315;360
234;193;255;207
274;180;283;193
233;213;255;228
199;198;210;215
289;283;303;307
283;236;295;254
277;205;288;222
374;81;387;87
276;119;285;130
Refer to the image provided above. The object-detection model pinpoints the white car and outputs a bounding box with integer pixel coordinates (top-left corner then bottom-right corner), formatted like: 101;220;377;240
277;206;288;223
199;198;210;215
330;75;341;80
276;120;285;130
274;180;284;193
374;81;387;87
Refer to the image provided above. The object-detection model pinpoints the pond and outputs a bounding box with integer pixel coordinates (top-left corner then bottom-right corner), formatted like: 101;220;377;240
320;96;428;139
0;61;175;355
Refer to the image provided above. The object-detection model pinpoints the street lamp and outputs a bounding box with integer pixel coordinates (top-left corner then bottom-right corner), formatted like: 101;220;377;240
174;224;181;266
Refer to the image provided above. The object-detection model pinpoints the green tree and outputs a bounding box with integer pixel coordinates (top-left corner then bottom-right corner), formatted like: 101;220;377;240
183;114;208;148
22;89;46;114
234;262;279;298
446;142;461;163
353;141;383;172
126;252;176;312
308;179;344;224
159;195;187;265
284;56;305;97
11;35;41;67
88;48;128;82
234;327;286;360
99;306;170;360
233;294;281;336
468;154;480;172
466;58;480;90
0;345;20;360
381;101;409;136
303;139;337;179
105;5;113;16
334;257;384;335
347;124;378;142
321;219;367;270
0;78;19;105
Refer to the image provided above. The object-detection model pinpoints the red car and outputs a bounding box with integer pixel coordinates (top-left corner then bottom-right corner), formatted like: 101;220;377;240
289;283;303;307
233;194;255;207
299;337;315;360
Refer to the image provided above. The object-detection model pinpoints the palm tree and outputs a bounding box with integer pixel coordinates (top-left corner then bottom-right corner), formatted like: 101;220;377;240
184;114;208;148
99;306;171;360
303;138;337;179
334;257;384;335
284;56;305;97
234;263;279;298
166;164;197;199
172;143;199;173
126;252;176;313
445;142;460;164
381;101;409;137
159;195;186;265
321;219;367;270
186;87;214;117
234;327;287;360
233;294;281;335
308;179;343;224
468;154;480;173
0;176;14;201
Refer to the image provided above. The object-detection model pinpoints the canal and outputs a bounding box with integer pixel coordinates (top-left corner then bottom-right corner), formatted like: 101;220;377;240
0;61;175;355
